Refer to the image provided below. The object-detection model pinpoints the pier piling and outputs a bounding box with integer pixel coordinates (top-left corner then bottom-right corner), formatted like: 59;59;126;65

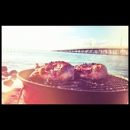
54;47;128;56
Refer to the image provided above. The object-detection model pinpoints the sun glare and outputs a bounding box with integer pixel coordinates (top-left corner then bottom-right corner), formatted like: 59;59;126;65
2;26;128;50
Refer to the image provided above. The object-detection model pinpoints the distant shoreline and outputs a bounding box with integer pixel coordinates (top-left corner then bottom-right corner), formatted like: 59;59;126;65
2;46;128;51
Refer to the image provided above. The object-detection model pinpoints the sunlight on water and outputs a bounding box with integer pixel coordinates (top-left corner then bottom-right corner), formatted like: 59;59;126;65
2;50;128;78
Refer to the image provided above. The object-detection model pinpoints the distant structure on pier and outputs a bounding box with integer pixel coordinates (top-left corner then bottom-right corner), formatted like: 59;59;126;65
54;46;128;56
54;37;128;56
120;37;122;47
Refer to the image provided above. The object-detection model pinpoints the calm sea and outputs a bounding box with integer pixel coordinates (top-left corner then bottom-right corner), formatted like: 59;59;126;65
2;49;128;78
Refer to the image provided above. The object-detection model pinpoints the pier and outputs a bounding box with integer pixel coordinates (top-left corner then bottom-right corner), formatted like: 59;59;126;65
54;47;128;56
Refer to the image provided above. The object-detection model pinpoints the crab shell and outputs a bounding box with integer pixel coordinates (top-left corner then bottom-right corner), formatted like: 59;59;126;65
29;61;74;82
74;63;108;80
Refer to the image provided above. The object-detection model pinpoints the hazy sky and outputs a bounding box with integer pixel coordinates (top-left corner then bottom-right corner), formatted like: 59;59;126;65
2;26;128;50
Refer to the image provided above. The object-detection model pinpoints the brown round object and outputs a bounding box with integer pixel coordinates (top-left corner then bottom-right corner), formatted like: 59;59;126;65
2;71;10;77
29;61;74;82
39;61;74;82
9;70;18;75
2;66;8;72
3;79;14;86
74;63;108;80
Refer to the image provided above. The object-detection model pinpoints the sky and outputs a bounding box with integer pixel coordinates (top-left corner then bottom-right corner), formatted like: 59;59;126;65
2;26;128;50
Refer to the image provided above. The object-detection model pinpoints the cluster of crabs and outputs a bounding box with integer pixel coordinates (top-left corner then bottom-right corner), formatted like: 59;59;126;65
2;66;18;86
29;61;108;82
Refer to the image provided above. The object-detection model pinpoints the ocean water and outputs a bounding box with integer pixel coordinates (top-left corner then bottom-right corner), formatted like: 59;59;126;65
2;49;128;78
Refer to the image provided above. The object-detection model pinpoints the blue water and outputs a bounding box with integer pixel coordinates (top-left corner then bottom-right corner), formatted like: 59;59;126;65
2;49;128;78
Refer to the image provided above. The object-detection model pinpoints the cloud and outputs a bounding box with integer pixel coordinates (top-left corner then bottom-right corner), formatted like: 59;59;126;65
2;26;128;50
70;38;125;49
2;26;77;50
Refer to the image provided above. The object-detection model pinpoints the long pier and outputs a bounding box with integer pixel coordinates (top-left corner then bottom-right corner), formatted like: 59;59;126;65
54;47;128;56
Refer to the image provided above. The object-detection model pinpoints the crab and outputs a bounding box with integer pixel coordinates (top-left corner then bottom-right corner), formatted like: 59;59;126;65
74;63;108;80
29;61;74;82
